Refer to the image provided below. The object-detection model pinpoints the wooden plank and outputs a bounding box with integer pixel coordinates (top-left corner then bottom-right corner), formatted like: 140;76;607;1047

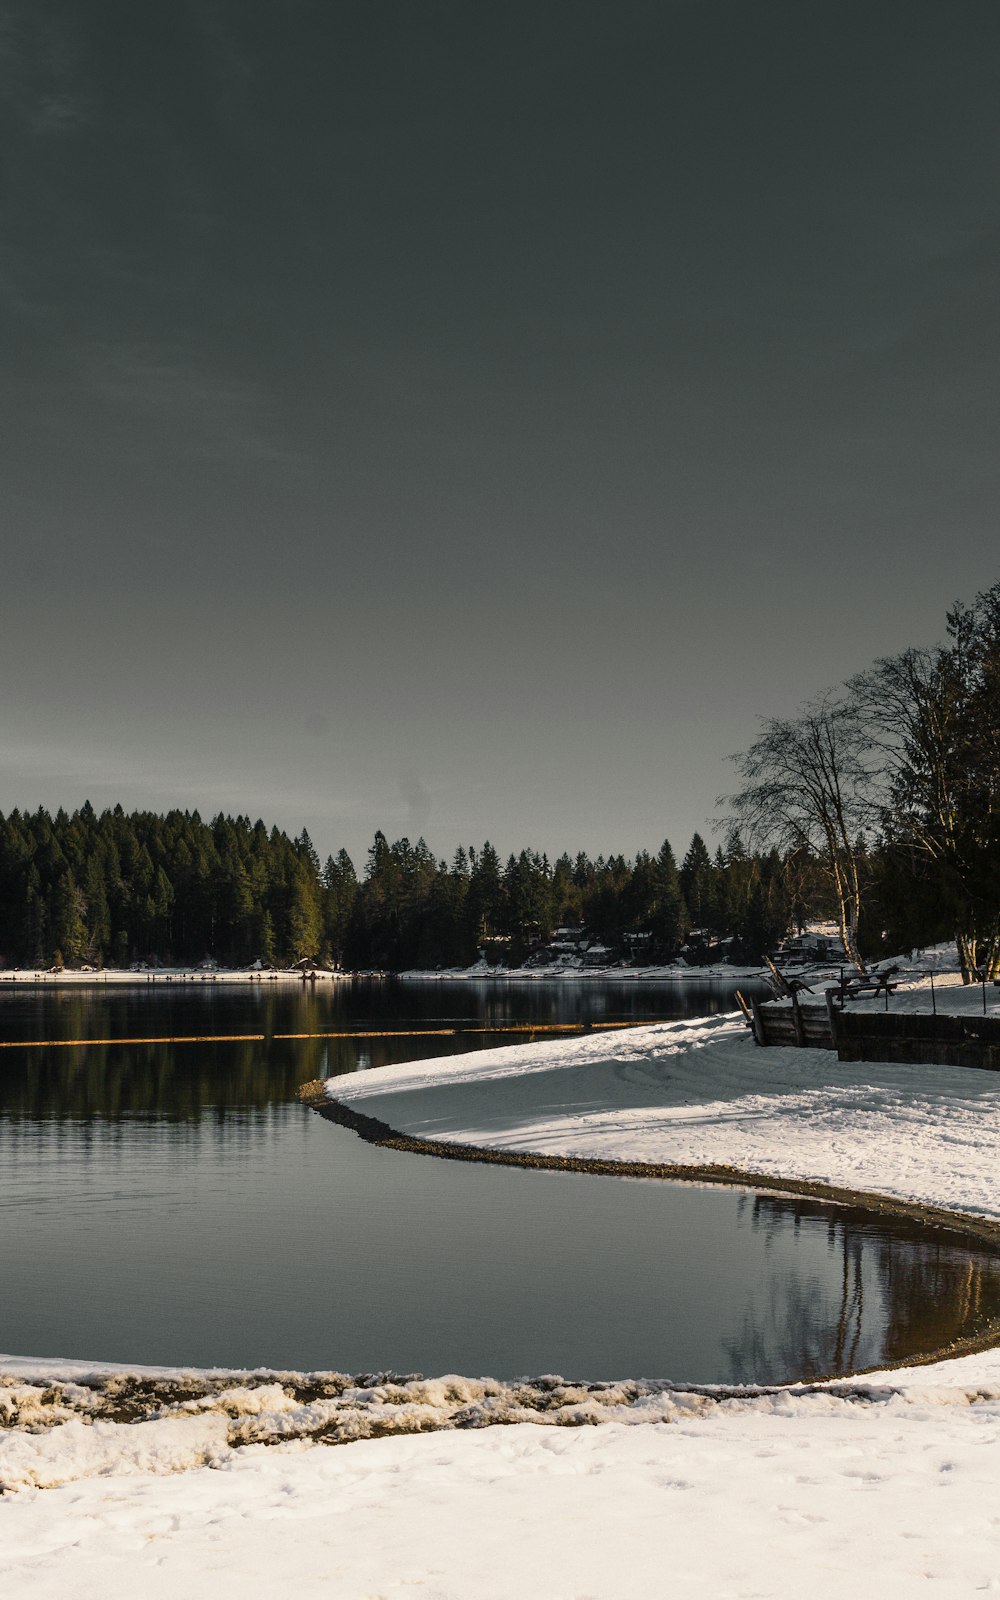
760;1016;799;1043
734;990;754;1028
790;992;806;1046
763;954;792;997
801;1018;833;1045
750;998;768;1046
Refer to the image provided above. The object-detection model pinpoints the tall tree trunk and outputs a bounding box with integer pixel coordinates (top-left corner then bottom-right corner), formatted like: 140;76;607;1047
831;857;866;973
956;929;979;984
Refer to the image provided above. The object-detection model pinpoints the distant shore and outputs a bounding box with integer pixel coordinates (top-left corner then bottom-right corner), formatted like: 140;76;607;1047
0;962;770;988
0;967;348;988
396;963;769;982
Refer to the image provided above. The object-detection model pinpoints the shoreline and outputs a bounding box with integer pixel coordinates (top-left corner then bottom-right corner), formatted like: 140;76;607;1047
0;963;770;988
0;968;350;987
299;1077;1000;1381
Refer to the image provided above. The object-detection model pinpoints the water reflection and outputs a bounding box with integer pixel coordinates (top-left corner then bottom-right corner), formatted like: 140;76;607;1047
725;1192;1000;1380
0;977;768;1123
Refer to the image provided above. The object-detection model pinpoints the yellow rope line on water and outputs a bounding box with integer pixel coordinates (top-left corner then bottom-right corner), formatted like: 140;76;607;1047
272;1022;638;1040
0;1034;267;1048
0;1021;641;1049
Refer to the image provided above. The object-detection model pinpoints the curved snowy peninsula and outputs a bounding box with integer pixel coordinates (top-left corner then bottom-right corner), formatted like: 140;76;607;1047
313;1006;1000;1225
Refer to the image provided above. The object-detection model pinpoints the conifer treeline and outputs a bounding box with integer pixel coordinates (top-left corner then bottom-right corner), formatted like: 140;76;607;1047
0;804;808;970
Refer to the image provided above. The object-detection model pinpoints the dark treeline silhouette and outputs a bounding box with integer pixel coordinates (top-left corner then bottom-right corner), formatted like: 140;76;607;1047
0;803;816;971
342;830;801;970
0;805;328;971
16;571;997;981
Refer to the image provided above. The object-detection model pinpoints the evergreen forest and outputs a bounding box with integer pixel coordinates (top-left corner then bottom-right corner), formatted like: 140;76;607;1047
0;804;795;972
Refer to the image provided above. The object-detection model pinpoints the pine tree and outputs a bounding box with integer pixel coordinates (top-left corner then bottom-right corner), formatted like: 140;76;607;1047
296;829;322;876
23;872;47;966
287;866;322;959
49;870;88;966
680;833;713;930
650;839;687;955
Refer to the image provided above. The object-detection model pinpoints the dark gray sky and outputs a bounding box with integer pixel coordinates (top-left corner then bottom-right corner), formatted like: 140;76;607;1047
3;0;999;867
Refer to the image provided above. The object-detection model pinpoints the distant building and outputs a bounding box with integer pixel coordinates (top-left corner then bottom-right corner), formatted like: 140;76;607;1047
775;932;847;965
478;935;513;966
622;931;654;966
678;929;724;967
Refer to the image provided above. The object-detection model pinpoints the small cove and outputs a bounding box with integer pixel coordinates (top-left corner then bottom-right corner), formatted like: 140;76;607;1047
3;978;999;1384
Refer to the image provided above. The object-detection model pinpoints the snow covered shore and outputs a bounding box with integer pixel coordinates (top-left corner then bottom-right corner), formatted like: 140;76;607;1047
8;1350;1000;1599
396;959;768;980
0;965;347;987
318;963;1000;1223
0;959;763;986
6;956;1000;1598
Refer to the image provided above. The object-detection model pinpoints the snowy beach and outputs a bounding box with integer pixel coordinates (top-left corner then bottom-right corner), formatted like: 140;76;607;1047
317;961;1000;1223
0;966;348;987
6;957;1000;1597
0;960;767;986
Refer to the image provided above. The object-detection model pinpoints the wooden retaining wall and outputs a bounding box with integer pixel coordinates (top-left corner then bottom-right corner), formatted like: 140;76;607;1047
834;1010;1000;1071
751;994;1000;1070
751;997;834;1050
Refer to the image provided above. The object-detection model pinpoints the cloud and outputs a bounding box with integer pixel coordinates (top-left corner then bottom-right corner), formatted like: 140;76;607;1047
0;2;92;139
399;772;432;840
81;338;302;465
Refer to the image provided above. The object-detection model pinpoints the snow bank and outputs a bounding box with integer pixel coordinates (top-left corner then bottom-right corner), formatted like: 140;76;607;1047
0;966;346;987
396;961;767;980
8;1361;1000;1494
321;1005;1000;1222
7;1387;1000;1598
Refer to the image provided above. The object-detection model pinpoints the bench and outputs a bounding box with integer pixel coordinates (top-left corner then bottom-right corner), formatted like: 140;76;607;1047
836;967;899;1007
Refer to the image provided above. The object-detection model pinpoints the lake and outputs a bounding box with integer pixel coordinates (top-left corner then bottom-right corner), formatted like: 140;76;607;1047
2;977;998;1383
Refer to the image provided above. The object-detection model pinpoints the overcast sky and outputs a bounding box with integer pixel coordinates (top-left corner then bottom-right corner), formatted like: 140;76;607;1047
2;0;998;868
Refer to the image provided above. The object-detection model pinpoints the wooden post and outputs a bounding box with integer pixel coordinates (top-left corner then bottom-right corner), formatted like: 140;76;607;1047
734;989;754;1029
763;954;792;998
750;998;767;1047
824;987;841;1055
791;991;806;1046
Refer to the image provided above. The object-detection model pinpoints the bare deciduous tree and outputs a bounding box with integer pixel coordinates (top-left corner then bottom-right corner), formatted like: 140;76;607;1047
722;696;872;972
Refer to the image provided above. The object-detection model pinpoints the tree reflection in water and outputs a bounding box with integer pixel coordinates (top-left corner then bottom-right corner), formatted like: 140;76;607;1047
725;1193;1000;1382
0;978;770;1124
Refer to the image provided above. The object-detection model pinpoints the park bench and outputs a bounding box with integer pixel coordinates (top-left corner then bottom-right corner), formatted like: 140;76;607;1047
835;966;899;1007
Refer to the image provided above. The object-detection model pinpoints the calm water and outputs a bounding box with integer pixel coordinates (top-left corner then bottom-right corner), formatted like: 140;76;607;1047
2;978;998;1383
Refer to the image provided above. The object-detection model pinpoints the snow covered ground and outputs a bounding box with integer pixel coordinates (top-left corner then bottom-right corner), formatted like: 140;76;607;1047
0;959;762;986
0;966;346;986
397;959;768;980
5;951;1000;1597
320;961;1000;1222
7;1350;1000;1598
